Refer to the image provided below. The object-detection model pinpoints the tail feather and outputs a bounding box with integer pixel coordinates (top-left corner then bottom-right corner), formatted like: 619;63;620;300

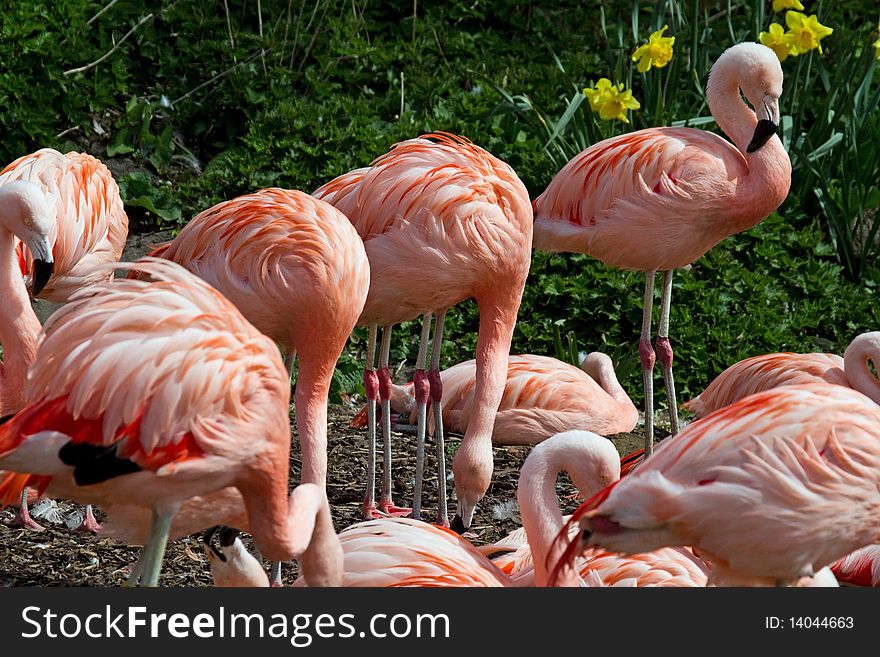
350;405;369;429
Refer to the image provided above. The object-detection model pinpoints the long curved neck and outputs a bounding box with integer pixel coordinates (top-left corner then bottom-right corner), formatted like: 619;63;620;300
705;58;791;233
581;353;631;409
242;481;343;585
518;444;580;587
844;333;880;405
0;224;41;415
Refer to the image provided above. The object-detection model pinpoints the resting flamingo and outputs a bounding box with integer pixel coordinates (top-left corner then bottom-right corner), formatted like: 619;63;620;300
1;148;128;531
0;259;338;586
550;383;880;586
352;352;637;443
137;188;370;490
205;429;620;587
531;42;791;457
313;132;533;529
684;331;880;417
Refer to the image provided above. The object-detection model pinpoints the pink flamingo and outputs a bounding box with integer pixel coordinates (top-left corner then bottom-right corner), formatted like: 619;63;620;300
313;132;533;529
0;259;340;586
684;331;880;417
0;148;128;531
352;352;637;443
205;429;621;587
532;42;791;456
551;383;880;586
138;188;370;490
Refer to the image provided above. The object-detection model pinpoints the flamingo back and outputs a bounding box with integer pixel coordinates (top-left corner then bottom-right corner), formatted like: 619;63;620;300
565;383;880;584
336;517;510;587
532;128;753;271
139;188;369;349
684;351;847;417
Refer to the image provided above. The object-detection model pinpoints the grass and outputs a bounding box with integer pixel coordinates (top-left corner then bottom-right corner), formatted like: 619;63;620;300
2;0;878;408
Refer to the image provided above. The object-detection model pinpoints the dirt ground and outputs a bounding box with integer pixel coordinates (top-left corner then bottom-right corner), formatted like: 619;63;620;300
0;398;651;587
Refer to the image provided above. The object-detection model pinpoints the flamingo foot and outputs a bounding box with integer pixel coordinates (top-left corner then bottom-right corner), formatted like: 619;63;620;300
433;515;450;528
379;500;413;518
3;507;45;531
362;501;387;521
74;507;102;534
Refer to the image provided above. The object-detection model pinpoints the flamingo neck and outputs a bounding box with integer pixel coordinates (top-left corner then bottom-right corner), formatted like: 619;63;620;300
705;57;791;233
292;357;333;487
0;225;41;415
844;333;880;406
518;445;581;587
581;353;631;408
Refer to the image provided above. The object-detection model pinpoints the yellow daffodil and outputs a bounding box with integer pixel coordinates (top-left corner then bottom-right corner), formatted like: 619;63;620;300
772;0;804;12
583;78;640;123
631;25;675;73
785;11;833;54
759;22;797;61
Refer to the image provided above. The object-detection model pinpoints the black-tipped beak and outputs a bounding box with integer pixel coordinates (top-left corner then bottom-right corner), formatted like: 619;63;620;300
450;515;466;535
747;119;778;153
31;259;54;296
219;526;239;547
202;525;229;561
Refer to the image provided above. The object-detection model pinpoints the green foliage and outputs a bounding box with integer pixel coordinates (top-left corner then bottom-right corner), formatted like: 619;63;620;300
1;1;878;405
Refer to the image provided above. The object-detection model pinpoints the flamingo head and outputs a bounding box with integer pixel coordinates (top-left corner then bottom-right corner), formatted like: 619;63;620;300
450;440;493;533
0;180;55;295
203;525;269;587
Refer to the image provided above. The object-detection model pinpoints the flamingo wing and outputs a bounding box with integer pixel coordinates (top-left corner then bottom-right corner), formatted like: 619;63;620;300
0;258;288;505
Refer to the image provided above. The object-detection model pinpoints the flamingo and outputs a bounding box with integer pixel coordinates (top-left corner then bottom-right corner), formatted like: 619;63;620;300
313;132;533;529
531;42;791;457
550;383;880;586
684;331;880;417
352;352;638;443
137;188;370;490
0;259;334;586
205;429;620;587
0;147;129;531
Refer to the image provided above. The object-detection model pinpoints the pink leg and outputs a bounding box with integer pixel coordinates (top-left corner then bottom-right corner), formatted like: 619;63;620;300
377;326;410;517
410;314;433;521
657;270;680;436
640;271;657;458
74;504;101;533
3;488;44;531
361;325;383;521
429;309;449;528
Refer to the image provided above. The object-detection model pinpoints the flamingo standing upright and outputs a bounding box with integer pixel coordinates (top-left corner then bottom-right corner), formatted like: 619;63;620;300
684;331;880;417
551;383;880;586
532;42;792;456
353;352;637;443
313;132;533;529
0;259;340;586
137;188;370;490
1;148;128;531
205;429;621;587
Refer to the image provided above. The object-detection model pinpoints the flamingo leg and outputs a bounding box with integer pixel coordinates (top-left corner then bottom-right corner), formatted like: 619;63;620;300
410;314;433;521
657;269;680;436
270;561;283;587
639;271;657;457
430;309;449;527
377;325;410;517
2;488;44;531
138;510;174;587
74;504;101;533
362;324;381;520
125;549;147;587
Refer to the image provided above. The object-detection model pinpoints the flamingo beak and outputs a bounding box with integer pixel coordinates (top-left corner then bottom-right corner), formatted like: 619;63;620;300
747;95;780;153
203;525;231;562
747;119;778;153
